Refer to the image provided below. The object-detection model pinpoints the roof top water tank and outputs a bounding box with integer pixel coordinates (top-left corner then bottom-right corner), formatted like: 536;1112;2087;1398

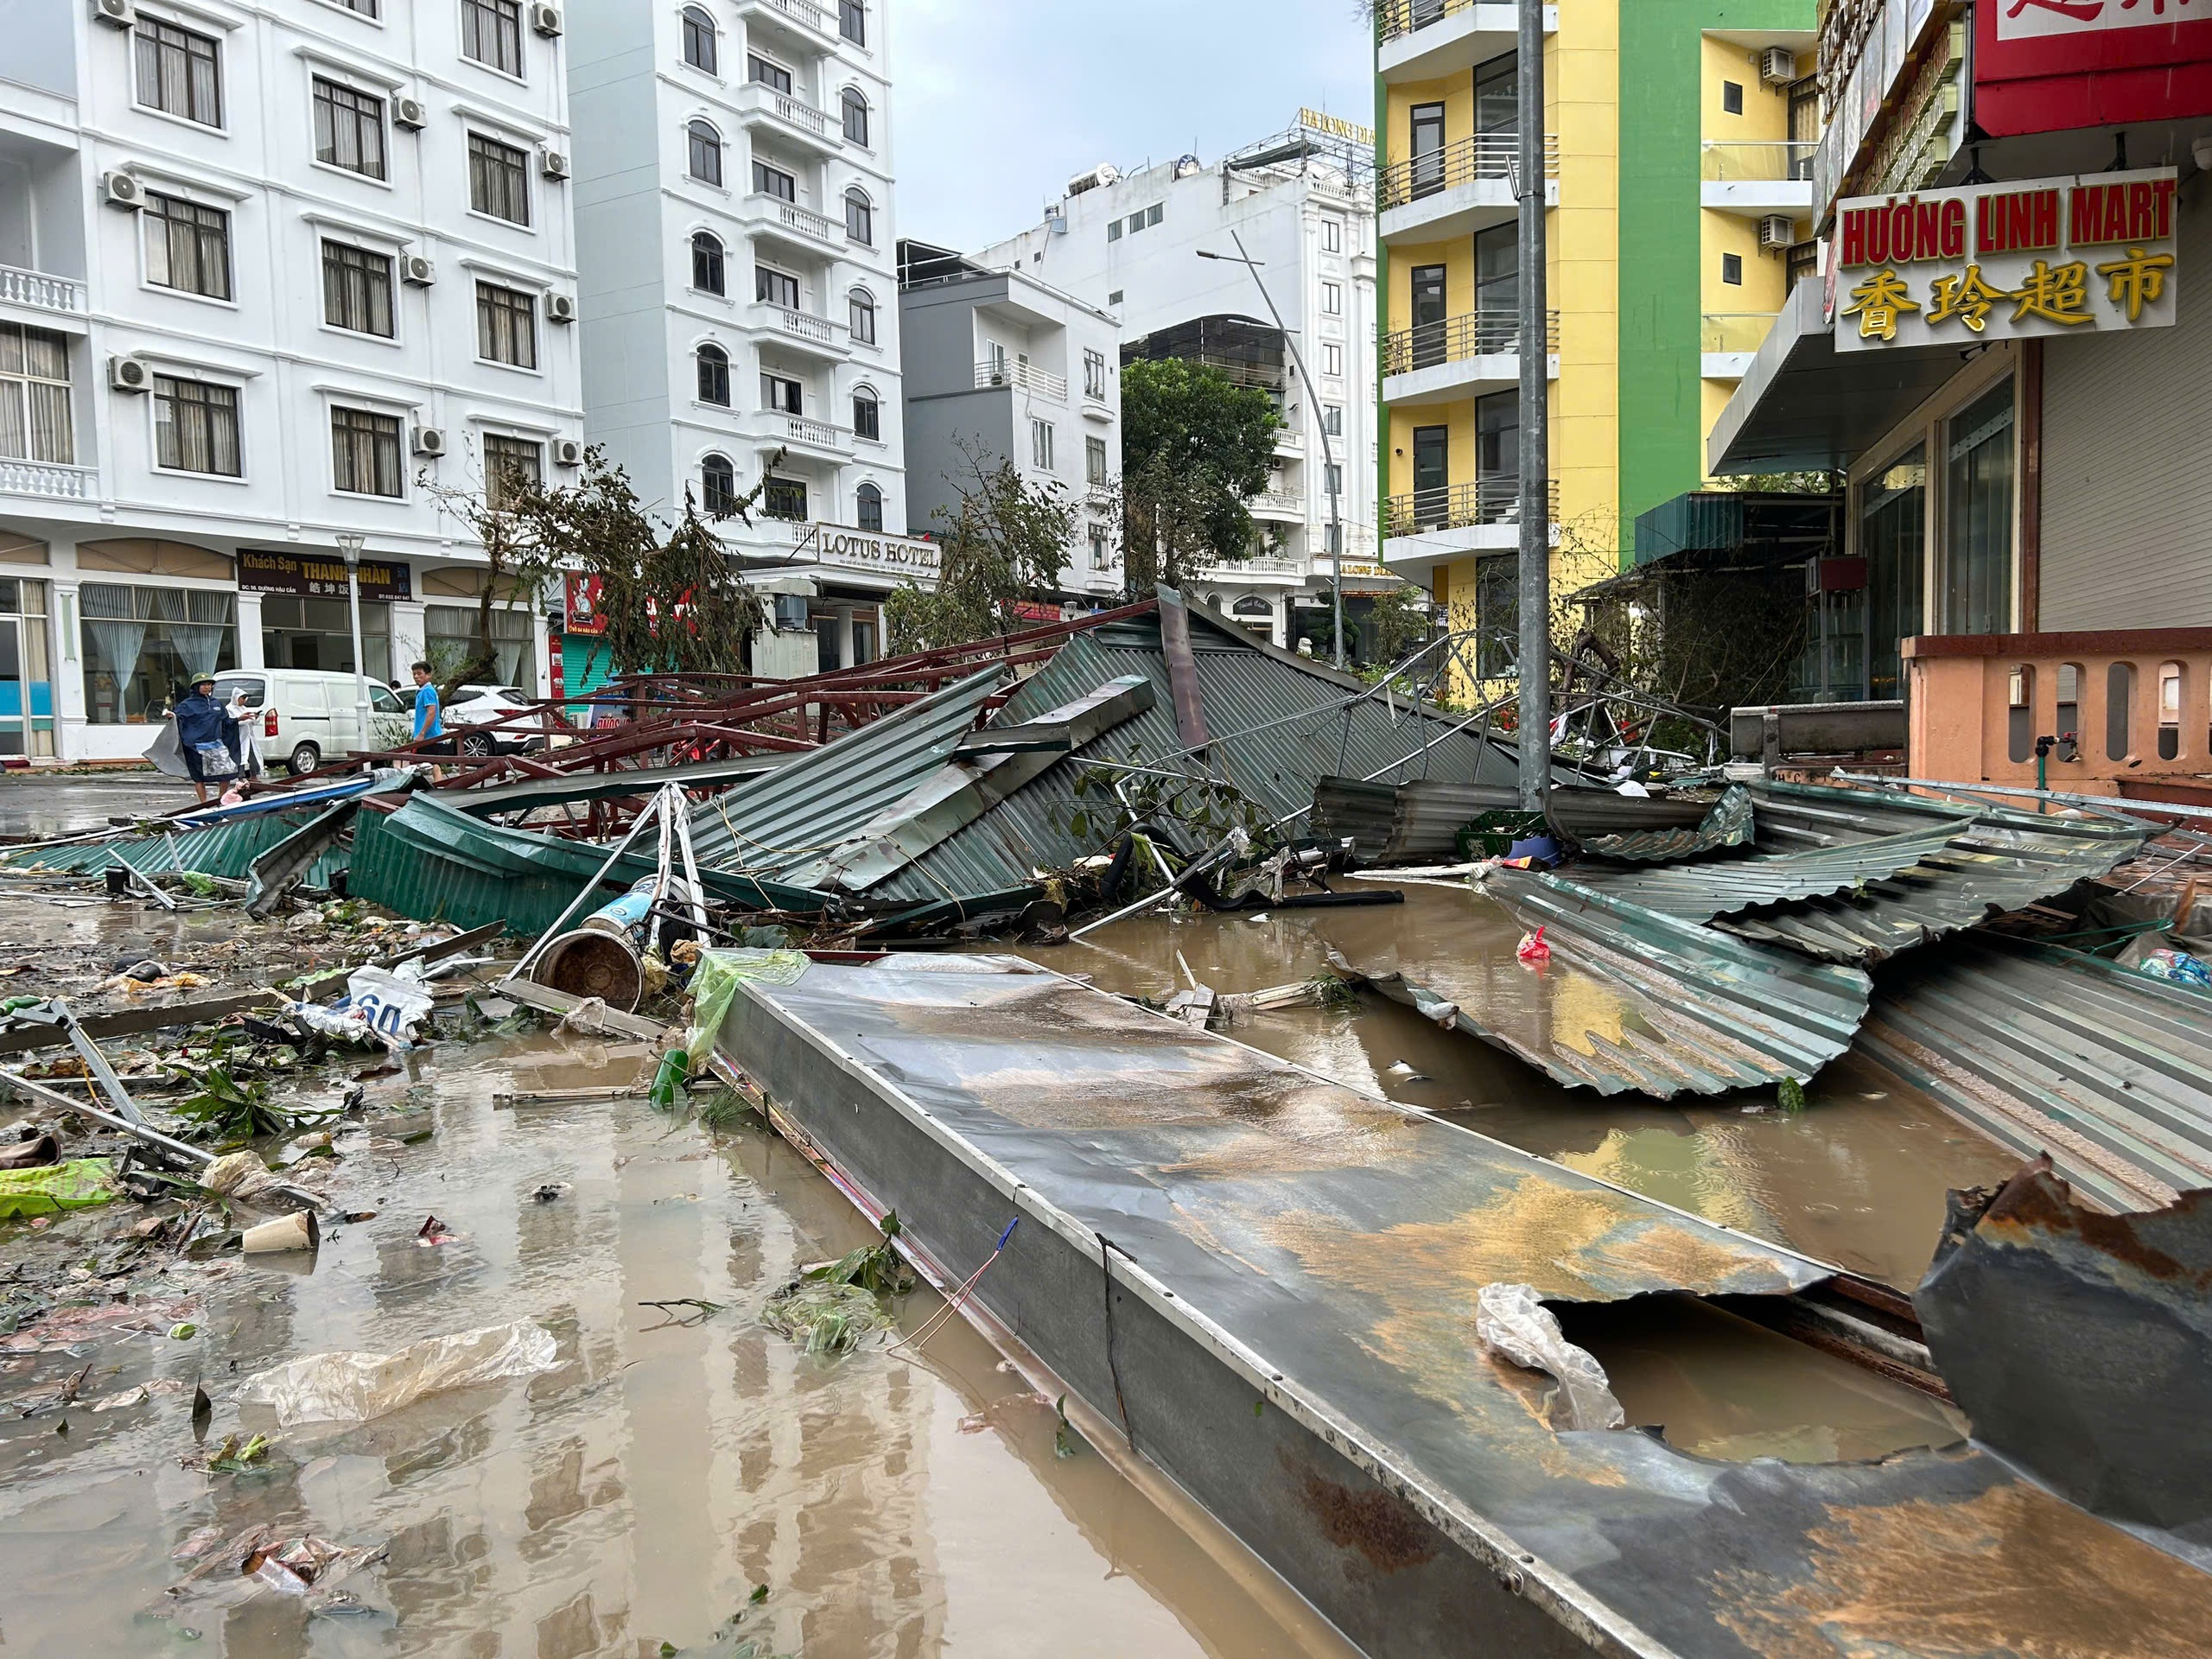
1067;162;1121;196
1172;154;1203;179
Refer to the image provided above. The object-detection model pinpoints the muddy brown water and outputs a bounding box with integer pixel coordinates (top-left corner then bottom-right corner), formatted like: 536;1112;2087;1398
0;1036;1357;1658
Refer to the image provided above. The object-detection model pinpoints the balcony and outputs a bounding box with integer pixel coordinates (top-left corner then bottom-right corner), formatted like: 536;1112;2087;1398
1381;476;1560;577
734;0;837;48
1383;309;1559;406
751;302;849;359
1381;134;1557;244
734;80;841;156
0;459;97;500
1700;143;1815;219
1249;488;1306;520
747;195;847;256
1700;312;1782;380
973;359;1068;402
1197;555;1303;583
0;265;86;323
769;411;853;458
1378;1;1554;83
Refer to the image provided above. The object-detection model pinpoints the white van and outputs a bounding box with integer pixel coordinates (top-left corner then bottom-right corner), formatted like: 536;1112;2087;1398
212;670;415;776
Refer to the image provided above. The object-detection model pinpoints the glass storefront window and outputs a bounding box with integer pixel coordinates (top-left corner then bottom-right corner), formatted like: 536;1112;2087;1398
261;594;391;682
1942;380;2015;636
1860;444;1925;701
80;582;237;725
0;579;54;757
425;602;537;689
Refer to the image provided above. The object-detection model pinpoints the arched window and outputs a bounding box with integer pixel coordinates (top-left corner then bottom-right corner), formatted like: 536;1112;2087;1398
848;287;876;345
690;231;726;295
843;187;873;246
841;88;870;148
851;387;880;442
687;119;722;186
702;453;736;515
856;481;883;531
680;5;717;74
696;342;730;405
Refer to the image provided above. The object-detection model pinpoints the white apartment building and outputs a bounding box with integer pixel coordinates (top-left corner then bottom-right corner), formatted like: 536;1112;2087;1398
897;245;1122;607
975;121;1377;651
569;0;909;677
0;0;585;764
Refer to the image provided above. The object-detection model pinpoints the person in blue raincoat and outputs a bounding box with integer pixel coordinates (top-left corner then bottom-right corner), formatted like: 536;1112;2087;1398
173;674;243;804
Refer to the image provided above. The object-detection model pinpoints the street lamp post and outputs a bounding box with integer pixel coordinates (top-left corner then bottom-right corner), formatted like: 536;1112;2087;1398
336;531;370;766
1197;233;1346;671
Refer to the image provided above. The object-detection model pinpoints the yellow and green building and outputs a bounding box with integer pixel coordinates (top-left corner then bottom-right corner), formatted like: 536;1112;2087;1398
1373;0;1816;692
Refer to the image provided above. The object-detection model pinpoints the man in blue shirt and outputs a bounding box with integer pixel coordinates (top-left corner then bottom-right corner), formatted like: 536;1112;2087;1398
173;673;242;804
410;660;448;778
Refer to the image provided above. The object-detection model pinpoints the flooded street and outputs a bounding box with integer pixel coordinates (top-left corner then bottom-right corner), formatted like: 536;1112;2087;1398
0;1032;1356;1658
0;774;193;843
1044;882;2020;1289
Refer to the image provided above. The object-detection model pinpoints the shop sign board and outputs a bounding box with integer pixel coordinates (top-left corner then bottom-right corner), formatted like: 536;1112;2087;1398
806;528;941;578
1977;0;2212;136
239;549;412;601
564;572;607;635
1834;168;2179;352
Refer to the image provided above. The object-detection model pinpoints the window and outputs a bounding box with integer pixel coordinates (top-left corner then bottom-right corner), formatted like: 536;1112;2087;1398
840;0;866;45
1321;281;1343;315
462;0;524;77
691;231;726;295
154;376;241;476
1723;79;1745;116
482;432;542;508
849;289;876;344
1474;554;1516;678
844;188;874;245
696;343;730;404
1108;219;1122;243
842;89;870;146
313;79;386;180
702;453;736;514
1942;379;2016;636
762;372;803;414
1147;203;1162;227
688;120;723;186
82;584;237;728
334;0;379;12
1475;221;1517;321
681;5;717;73
1322;404;1343;436
1108;289;1122;305
756;266;800;309
856;480;883;531
1324;462;1344;498
1722;251;1744;286
468;133;531;224
764;476;807;520
753;161;797;201
1127;212;1144;236
321;241;394;336
144;193;231;301
0;325;73;466
1409;101;1445;198
852;390;880;440
747;54;792;94
1860;445;1925;701
475;282;537;368
1320;218;1342;253
1031;418;1054;472
1090;525;1110;570
331;405;401;496
135;20;222;126
1322;343;1343;378
1474;50;1517;133
1084;348;1107;400
1086;435;1108;486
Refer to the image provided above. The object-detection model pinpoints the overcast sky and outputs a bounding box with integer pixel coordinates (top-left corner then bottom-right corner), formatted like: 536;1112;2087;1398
891;0;1373;252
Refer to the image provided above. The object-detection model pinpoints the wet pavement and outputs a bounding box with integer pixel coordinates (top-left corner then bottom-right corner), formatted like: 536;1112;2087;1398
0;772;193;842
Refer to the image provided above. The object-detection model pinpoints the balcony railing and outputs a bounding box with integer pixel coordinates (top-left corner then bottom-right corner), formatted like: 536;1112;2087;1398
0;266;86;315
761;303;840;346
752;196;844;249
741;81;835;143
1383;475;1558;538
974;359;1068;400
1249;488;1306;515
741;0;832;36
779;413;849;452
1377;0;1491;43
1701;141;1816;184
1700;312;1782;354
1381;132;1557;212
1383;309;1560;377
0;459;96;499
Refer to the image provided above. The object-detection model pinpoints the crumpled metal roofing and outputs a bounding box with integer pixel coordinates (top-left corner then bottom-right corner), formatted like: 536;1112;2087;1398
1578;785;1756;861
1859;933;2212;1215
1571;816;1967;919
1397;868;1874;1096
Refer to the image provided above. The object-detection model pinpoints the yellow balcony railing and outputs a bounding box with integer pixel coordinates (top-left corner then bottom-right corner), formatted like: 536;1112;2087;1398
1700;141;1815;183
1700;312;1781;354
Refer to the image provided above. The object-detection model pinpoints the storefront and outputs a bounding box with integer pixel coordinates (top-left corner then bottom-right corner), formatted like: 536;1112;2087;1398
0;572;54;759
240;550;409;683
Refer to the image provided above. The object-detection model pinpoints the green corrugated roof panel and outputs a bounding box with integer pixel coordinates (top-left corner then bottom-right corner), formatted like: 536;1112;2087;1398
1631;490;1747;565
0;810;348;886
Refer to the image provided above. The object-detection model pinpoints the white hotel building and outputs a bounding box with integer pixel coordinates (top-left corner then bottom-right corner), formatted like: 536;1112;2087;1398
0;0;586;764
569;0;912;677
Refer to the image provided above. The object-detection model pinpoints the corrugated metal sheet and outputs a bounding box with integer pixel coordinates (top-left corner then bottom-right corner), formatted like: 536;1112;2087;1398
1409;868;1874;1096
1580;785;1756;861
1859;933;2212;1215
0;810;348;887
1310;778;1397;861
1386;780;1523;861
1547;787;1717;845
687;666;1006;878
1570;817;1967;918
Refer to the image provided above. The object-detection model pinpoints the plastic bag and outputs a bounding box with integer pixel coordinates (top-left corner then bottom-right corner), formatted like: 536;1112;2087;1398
684;949;808;1072
1474;1281;1624;1431
2140;948;2212;990
200;1149;285;1205
344;963;435;1045
1516;926;1552;964
194;741;240;780
235;1319;560;1426
0;1158;117;1218
283;1000;382;1049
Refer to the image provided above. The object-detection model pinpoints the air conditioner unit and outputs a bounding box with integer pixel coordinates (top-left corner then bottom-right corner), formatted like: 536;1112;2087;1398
540;149;570;181
530;3;563;37
544;292;577;324
1759;45;1798;86
92;0;134;27
400;254;435;286
108;355;152;393
392;96;429;130
410;426;448;458
1758;213;1798;250
99;171;143;211
551;437;584;467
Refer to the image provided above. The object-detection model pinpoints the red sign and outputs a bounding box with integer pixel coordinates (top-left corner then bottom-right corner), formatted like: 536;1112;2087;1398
549;630;565;699
1977;0;2212;136
564;573;606;636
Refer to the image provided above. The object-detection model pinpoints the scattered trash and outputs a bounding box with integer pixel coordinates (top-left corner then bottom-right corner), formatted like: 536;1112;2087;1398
241;1211;321;1255
0;1130;60;1170
2139;947;2212;990
0;1158;117;1217
233;1319;560;1426
342;963;435;1046
200;1151;287;1206
168;1522;385;1600
185;1432;273;1474
1516;926;1552;964
415;1215;458;1246
1473;1282;1625;1433
531;1182;569;1203
761;1213;913;1357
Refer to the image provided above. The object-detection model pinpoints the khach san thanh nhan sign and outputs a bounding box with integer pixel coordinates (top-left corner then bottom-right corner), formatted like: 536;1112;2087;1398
1834;168;2178;352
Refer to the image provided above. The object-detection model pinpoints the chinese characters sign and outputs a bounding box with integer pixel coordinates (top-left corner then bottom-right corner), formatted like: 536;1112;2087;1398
1999;0;2201;42
1833;169;2178;352
1978;0;2212;135
238;550;412;600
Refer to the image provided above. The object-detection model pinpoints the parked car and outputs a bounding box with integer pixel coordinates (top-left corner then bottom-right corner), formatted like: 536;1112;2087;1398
443;683;551;757
212;671;414;777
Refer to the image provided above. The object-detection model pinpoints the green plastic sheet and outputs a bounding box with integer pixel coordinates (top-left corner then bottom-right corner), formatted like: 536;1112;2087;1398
0;1159;118;1218
686;950;810;1073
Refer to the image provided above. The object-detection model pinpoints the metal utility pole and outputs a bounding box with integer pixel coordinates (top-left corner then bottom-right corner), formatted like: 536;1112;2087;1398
1515;0;1551;809
337;531;371;764
1198;233;1346;669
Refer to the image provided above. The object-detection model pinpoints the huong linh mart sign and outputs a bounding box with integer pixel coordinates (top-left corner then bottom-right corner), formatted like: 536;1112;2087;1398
1834;168;2179;352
